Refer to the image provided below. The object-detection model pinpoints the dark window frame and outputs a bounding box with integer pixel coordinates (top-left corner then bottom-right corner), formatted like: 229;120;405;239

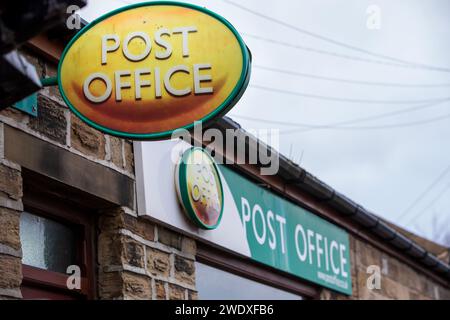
21;191;96;300
196;241;320;299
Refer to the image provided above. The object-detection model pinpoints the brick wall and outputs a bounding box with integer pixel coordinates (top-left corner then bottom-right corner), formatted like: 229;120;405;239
98;208;197;300
0;48;197;300
320;236;450;300
0;119;24;299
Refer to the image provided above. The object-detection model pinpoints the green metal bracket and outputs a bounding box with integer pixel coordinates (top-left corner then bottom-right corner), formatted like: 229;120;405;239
40;76;58;87
11;77;58;117
13;93;38;117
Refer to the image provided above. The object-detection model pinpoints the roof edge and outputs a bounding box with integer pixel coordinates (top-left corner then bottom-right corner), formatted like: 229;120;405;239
216;116;450;283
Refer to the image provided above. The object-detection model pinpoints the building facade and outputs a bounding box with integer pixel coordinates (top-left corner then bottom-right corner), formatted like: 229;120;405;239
0;29;449;300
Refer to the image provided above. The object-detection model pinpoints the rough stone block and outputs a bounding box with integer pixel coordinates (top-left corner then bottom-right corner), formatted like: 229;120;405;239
0;164;22;200
181;237;196;256
109;136;123;168
0;208;20;250
174;255;195;286
169;283;185;300
188;290;198;300
154;280;166;300
122;272;151;300
0;108;29;124
0;255;21;289
158;226;182;251
124;141;134;174
70;114;105;159
98;271;123;299
98;232;122;266
146;247;170;277
122;236;144;268
29;95;67;145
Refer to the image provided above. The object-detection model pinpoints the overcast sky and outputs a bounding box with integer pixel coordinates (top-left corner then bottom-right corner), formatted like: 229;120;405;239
81;0;450;246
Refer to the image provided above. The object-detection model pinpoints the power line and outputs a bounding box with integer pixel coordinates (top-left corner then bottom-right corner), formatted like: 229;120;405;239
222;0;450;73
250;84;450;105
117;0;450;74
280;112;450;133
230;99;449;130
230;99;450;134
243;33;416;69
119;0;450;73
396;165;450;223
244;33;441;72
403;182;450;227
236;111;450;133
254;65;450;88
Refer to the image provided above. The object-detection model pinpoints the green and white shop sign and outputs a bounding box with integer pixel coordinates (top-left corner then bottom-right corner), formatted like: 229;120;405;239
219;165;352;295
135;140;352;295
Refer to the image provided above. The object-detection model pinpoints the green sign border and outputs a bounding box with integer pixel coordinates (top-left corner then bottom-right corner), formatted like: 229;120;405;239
176;147;224;230
58;1;251;140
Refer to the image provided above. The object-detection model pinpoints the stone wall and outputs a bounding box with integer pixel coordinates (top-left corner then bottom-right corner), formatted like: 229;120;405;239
0;48;197;300
0;108;25;299
98;208;197;300
321;236;450;300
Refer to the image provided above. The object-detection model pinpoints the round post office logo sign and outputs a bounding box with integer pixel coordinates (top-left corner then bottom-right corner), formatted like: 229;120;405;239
175;147;224;229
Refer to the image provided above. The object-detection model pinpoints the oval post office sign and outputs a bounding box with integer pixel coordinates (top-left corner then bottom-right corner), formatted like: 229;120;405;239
58;1;251;139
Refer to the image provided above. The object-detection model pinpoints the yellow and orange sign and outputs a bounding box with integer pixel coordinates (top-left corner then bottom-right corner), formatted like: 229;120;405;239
58;2;251;139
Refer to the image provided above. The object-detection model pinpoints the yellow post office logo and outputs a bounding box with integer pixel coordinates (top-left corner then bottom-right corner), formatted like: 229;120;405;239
175;147;224;229
58;1;251;140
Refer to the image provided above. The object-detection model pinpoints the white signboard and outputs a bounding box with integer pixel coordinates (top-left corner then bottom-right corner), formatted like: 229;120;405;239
135;140;251;256
135;140;352;294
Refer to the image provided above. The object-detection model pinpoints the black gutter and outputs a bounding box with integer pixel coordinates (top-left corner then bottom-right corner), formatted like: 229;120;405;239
215;116;450;283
